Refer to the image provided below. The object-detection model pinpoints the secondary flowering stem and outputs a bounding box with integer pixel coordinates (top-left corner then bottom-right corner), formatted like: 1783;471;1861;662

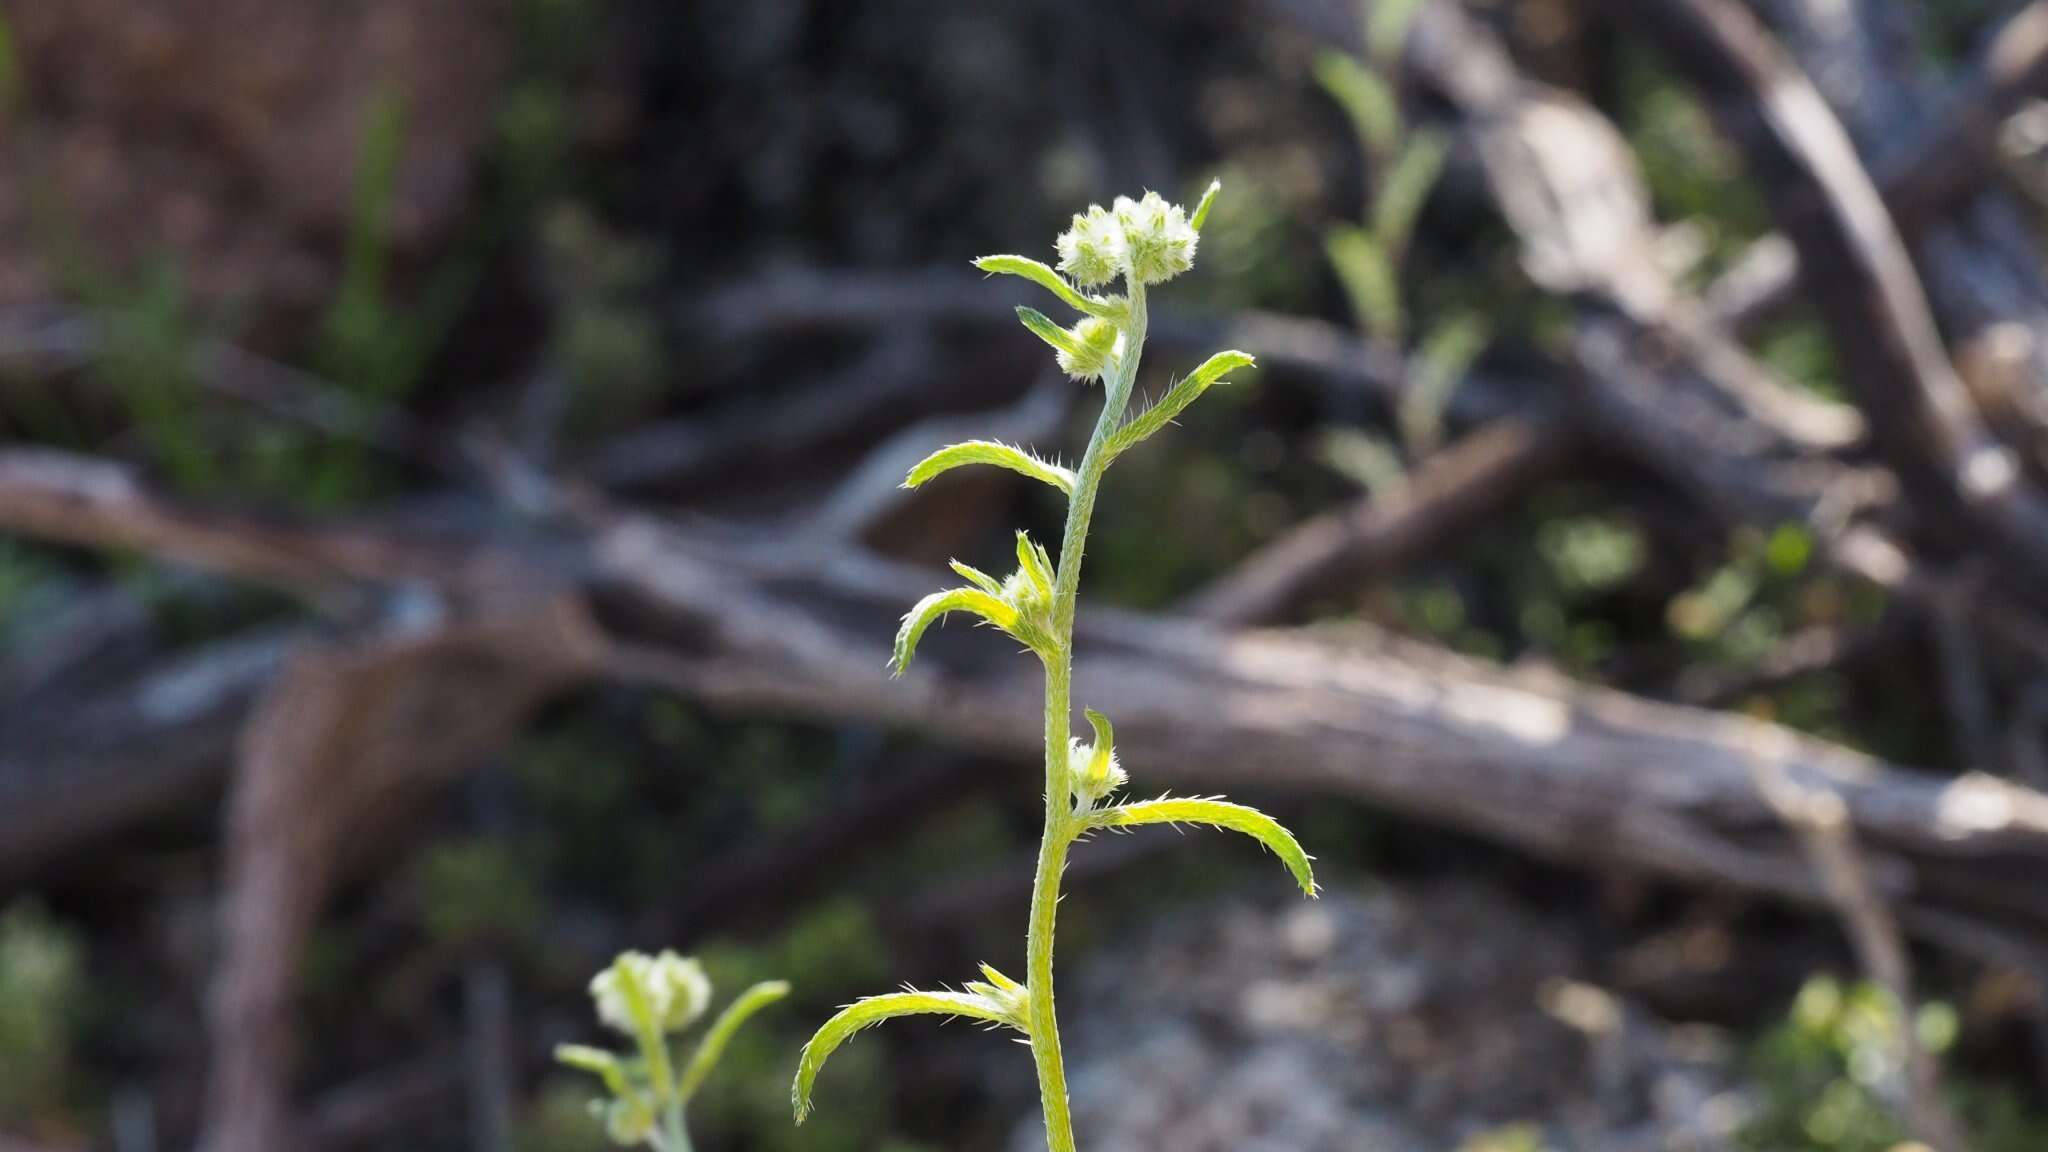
1028;282;1146;1152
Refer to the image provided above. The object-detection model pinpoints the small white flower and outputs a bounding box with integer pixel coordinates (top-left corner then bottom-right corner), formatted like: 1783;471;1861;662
1056;204;1125;287
1056;316;1121;382
1113;191;1197;285
648;950;713;1031
1068;737;1126;805
590;950;713;1035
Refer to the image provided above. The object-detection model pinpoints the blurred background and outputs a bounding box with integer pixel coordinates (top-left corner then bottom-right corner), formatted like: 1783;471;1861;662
7;0;2048;1149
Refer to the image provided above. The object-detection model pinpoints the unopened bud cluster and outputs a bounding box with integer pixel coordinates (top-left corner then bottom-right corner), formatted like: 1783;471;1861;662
592;950;711;1035
1056;191;1200;288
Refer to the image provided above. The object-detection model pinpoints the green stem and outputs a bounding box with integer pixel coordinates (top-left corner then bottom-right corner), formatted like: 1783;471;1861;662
1026;282;1146;1152
661;1098;691;1152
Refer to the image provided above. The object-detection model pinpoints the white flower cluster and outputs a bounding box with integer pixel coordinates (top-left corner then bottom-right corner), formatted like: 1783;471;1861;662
1055;190;1199;288
1067;736;1126;806
590;949;713;1035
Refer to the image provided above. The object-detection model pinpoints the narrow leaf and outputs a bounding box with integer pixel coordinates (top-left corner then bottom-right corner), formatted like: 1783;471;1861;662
614;953;674;1098
1190;179;1222;233
678;981;790;1104
1016;530;1055;600
1107;350;1256;458
1400;311;1489;455
794;991;1014;1122
973;255;1118;318
1315;51;1400;158
1373;131;1449;260
1016;306;1082;358
1083;708;1114;754
1327;224;1402;345
1368;0;1429;65
904;440;1075;495
949;560;1003;596
1087;796;1317;896
554;1044;630;1098
894;588;1018;674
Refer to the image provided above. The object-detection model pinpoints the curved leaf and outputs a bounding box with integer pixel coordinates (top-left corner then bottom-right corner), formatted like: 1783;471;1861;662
794;990;1014;1122
905;440;1075;495
1107;351;1256;459
1015;530;1055;600
553;1043;630;1098
1190;179;1222;234
893;588;1017;675
1086;795;1316;896
949;560;1003;596
972;255;1119;318
678;980;790;1104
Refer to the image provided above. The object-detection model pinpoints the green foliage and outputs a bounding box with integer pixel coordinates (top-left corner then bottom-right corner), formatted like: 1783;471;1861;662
905;440;1075;494
1084;796;1317;896
0;902;84;1127
1742;977;2048;1152
417;837;542;947
0;7;18;121
799;186;1313;1152
557;950;788;1150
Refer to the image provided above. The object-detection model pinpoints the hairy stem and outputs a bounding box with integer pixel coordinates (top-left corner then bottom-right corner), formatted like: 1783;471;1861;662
1027;282;1146;1152
663;1098;691;1152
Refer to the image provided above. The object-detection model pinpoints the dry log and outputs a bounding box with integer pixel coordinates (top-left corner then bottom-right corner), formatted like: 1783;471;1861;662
8;455;2048;950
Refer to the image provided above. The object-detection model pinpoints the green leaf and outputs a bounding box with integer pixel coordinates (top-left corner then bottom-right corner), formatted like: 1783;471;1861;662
1107;350;1256;459
1015;306;1082;359
1327;224;1402;345
1083;708;1114;755
905;440;1075;495
949;560;1003;596
972;255;1119;318
1400;311;1489;454
1314;51;1400;157
678;980;790;1104
894;588;1018;675
1368;0;1430;65
613;954;675;1098
554;1043;630;1098
1373;131;1449;259
1086;796;1317;896
1016;530;1056;600
1190;179;1222;233
793;990;1016;1122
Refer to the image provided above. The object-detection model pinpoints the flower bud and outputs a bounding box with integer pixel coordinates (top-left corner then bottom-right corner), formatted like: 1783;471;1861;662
1113;191;1198;284
1055;204;1124;287
1067;737;1126;806
590;950;713;1035
603;1096;656;1146
1056;316;1120;382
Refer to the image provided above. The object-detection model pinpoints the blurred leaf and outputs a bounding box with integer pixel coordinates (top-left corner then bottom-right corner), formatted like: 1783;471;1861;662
1401;310;1488;455
1368;0;1430;65
1373;131;1449;260
1314;51;1400;158
1326;224;1402;345
1318;427;1407;497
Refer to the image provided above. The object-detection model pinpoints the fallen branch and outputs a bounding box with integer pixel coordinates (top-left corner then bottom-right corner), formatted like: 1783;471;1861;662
1184;416;1576;626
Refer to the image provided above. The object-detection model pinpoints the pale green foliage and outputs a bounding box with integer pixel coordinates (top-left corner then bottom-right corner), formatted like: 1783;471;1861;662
1315;52;1401;158
792;991;1020;1123
906;439;1075;494
799;183;1314;1152
1317;4;1490;460
1107;349;1257;460
892;531;1062;672
557;951;788;1150
1084;796;1318;896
